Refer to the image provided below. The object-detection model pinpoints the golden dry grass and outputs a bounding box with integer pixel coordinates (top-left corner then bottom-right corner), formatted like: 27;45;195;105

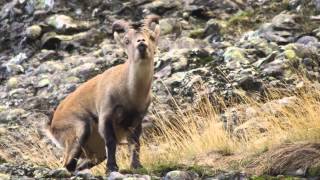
0;123;61;168
1;80;320;175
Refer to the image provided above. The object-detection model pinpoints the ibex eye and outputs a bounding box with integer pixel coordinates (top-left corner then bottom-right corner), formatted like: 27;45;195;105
124;38;130;44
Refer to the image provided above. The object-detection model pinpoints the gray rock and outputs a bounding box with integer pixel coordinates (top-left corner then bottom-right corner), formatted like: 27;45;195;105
271;13;300;30
36;61;66;74
35;49;62;62
25;0;55;13
108;172;151;180
314;0;320;12
237;75;262;92
296;36;319;45
4;64;24;75
143;0;181;15
41;29;101;50
8;88;28;99
154;64;172;79
108;172;125;180
70;63;97;79
261;57;287;77
204;19;221;40
37;78;50;88
159;18;181;36
0;0;18;20
0;108;26;123
284;168;307;176
46;14;95;33
164;72;187;87
189;28;205;39
253;51;278;68
75;170;97;179
224;47;249;69
164;170;199;180
206;171;247;180
258;13;302;44
7;53;27;66
48;168;72;178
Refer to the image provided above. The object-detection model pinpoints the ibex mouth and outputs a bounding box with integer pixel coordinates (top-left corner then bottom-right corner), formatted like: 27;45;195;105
138;43;147;52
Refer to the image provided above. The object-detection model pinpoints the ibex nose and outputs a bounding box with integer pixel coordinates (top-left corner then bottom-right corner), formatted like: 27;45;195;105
137;43;147;52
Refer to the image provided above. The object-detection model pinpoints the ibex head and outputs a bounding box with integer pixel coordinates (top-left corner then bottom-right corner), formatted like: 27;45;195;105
112;15;161;62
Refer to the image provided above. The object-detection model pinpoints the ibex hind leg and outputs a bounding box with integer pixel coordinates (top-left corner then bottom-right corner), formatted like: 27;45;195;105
62;121;91;172
76;126;106;171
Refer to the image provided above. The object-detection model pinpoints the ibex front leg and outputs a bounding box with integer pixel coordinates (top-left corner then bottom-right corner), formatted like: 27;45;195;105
99;114;119;172
128;123;143;169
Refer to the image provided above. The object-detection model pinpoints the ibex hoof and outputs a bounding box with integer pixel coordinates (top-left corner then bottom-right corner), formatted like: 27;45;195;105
131;163;143;170
107;165;119;173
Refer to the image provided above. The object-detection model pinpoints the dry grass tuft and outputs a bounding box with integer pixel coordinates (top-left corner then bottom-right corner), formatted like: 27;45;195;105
1;80;320;176
248;143;320;175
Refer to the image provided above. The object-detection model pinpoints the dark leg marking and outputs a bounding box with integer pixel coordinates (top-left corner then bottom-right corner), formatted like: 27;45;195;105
128;123;143;169
104;121;119;172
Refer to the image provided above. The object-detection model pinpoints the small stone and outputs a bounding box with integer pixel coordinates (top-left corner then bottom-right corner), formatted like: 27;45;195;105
285;168;306;176
314;0;320;12
7;77;18;89
0;108;26;123
189;29;205;39
164;72;186;87
8;53;27;65
37;78;50;88
0;106;6;113
159;19;175;35
182;12;190;19
224;47;249;69
237;76;262;92
37;61;66;74
204;19;221;39
144;0;180;15
65;76;80;83
108;172;125;180
75;169;95;179
271;13;300;30
165;170;198;180
296;36;319;45
8;88;27;98
33;168;51;178
70;63;97;79
154;65;172;79
46;14;94;33
26;25;42;39
48;168;71;178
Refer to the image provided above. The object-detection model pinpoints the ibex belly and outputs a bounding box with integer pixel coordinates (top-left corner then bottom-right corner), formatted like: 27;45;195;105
113;106;145;142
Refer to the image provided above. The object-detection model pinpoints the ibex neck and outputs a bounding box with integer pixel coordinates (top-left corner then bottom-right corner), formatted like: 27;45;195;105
126;58;154;108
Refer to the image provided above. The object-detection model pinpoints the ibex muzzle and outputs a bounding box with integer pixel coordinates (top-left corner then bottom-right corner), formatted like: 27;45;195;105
44;15;161;174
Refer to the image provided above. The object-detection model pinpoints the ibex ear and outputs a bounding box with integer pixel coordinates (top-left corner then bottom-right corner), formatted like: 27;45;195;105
114;31;125;48
154;24;161;44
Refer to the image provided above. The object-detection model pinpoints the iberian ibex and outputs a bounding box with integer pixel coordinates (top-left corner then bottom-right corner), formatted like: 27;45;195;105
44;15;160;173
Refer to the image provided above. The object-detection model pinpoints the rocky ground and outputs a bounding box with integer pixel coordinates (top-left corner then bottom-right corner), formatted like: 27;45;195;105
1;0;320;179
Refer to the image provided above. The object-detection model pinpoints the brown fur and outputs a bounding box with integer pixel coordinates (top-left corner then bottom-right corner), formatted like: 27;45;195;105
45;16;161;173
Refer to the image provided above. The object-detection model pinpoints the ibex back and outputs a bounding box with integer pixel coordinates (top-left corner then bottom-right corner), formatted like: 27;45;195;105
44;16;161;173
